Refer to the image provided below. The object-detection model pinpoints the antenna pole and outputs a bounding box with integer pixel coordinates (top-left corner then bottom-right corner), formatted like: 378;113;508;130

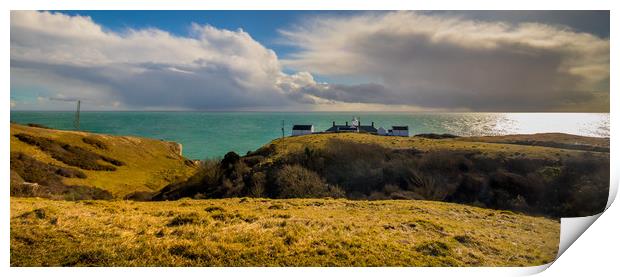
74;100;81;130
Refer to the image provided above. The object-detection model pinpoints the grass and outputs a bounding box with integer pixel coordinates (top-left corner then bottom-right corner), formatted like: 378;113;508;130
456;133;609;153
10;152;113;200
14;133;123;171
9;126;599;266
256;132;608;165
10;123;198;197
11;197;559;266
164;134;607;217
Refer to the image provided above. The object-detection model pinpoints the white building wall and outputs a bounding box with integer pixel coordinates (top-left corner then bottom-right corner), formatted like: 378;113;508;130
292;130;310;136
292;126;314;136
392;130;409;137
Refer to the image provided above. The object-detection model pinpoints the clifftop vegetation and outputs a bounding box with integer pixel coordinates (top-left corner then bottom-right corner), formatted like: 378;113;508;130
10;123;198;198
152;132;609;218
10;124;609;217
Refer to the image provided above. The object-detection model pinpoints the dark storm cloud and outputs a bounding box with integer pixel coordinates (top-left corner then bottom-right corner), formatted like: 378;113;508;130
426;10;610;38
347;30;595;111
282;11;610;112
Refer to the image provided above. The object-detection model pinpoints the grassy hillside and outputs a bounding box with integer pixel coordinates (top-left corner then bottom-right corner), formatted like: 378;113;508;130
157;132;609;217
10;197;559;266
10;123;198;197
456;133;609;153
257;132;608;164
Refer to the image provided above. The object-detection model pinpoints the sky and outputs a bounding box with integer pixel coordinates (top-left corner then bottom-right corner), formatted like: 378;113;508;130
10;10;610;112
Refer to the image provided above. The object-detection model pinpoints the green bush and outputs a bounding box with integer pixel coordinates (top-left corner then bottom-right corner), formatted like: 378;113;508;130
274;165;343;198
82;137;108;150
26;123;51;129
406;170;456;201
248;172;267;197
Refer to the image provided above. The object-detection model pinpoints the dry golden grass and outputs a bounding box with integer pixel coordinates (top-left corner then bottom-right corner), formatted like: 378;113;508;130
259;132;607;165
10;123;197;197
456;133;609;152
11;197;559;266
461;132;608;147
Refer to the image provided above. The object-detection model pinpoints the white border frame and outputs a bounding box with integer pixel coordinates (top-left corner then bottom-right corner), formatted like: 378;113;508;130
2;1;617;276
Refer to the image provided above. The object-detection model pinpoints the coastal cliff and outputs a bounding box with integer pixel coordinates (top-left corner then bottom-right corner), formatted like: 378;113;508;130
10;123;198;198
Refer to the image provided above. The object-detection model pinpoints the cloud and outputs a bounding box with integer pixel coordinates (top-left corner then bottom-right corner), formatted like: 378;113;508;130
10;11;309;110
281;11;610;112
10;11;610;112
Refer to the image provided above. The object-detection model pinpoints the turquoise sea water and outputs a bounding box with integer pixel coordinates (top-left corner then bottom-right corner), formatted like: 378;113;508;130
10;112;610;160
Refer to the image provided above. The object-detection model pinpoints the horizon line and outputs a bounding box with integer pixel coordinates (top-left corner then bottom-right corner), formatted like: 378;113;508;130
10;110;611;114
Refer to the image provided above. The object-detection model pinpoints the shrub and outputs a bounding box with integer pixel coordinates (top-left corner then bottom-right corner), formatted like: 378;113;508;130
326;184;346;198
124;191;154;201
247;144;276;157
320;139;386;193
62;249;113;266
368;191;388;200
82;137;108;150
26;123;51;129
406;170;456;201
247;172;267;197
54;167;87;179
167;213;200;226
205;206;225;213
415;133;459;139
415;241;451;257
220;152;241;172
242;155;264;167
548;155;609;217
274;165;341;198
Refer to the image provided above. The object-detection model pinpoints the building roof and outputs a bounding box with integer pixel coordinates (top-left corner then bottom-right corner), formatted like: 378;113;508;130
325;125;357;132
336;126;358;131
358;125;378;133
325;126;338;132
392;126;409;131
292;125;313;130
325;120;379;133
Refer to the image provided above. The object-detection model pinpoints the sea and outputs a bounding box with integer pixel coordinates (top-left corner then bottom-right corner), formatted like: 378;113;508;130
10;112;610;160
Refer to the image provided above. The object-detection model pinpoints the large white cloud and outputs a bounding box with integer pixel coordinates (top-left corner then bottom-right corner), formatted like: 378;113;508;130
11;11;322;110
281;11;610;111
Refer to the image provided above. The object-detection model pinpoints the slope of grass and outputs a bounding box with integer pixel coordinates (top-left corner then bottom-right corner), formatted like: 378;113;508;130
10;123;197;197
10;197;559;266
257;132;608;165
153;131;608;217
456;133;609;153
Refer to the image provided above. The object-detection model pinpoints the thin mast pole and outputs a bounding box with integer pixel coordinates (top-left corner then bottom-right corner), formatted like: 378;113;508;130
74;100;81;130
